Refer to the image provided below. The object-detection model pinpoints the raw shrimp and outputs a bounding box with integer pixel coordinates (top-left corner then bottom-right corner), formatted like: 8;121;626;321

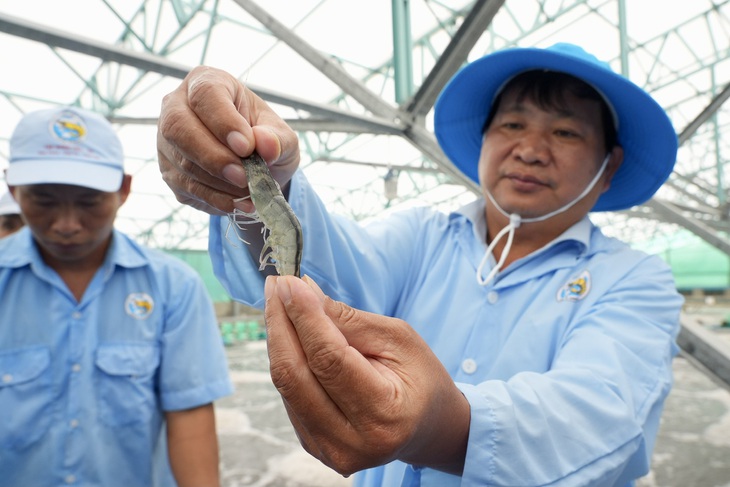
226;152;303;277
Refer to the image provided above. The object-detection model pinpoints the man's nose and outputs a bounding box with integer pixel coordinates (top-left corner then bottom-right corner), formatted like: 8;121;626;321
51;207;83;235
514;130;550;164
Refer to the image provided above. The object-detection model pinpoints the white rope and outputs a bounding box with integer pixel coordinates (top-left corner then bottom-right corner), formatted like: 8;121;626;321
476;154;610;286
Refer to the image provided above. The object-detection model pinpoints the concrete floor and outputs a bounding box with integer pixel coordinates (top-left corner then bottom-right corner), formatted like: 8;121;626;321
215;328;730;487
637;352;730;487
215;340;351;487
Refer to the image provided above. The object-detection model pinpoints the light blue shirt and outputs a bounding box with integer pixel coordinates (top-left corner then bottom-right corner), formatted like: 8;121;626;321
210;170;683;487
0;228;233;487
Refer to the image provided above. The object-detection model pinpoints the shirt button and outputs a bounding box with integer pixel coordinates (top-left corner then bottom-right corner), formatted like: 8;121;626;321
71;364;81;372
72;312;82;319
70;419;79;428
487;291;498;304
2;374;12;383
65;475;76;484
461;359;477;374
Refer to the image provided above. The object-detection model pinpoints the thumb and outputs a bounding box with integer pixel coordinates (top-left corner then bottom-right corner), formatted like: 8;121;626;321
273;276;349;352
301;275;362;335
300;275;413;358
301;274;327;303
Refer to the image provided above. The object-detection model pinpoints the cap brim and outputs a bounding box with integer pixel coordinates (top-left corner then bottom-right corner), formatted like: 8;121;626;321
434;47;678;211
6;159;124;193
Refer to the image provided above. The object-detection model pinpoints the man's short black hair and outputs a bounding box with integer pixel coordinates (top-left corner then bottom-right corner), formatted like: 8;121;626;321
483;70;619;153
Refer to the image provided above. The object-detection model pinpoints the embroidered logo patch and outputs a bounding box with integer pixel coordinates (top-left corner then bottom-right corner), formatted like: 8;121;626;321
50;110;87;142
557;270;591;302
125;293;154;320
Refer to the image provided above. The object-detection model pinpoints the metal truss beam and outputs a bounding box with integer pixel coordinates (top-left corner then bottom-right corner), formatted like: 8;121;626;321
644;199;730;256
0;12;191;79
678;81;730;146
0;11;404;135
2;0;730;256
404;0;506;120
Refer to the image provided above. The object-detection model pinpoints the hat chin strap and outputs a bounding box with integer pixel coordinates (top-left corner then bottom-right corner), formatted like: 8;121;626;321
476;154;611;286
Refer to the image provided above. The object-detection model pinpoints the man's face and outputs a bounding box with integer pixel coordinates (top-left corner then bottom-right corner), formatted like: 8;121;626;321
479;88;621;221
11;180;129;267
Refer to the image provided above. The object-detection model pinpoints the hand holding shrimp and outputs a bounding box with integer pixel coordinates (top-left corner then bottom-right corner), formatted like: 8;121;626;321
157;65;300;215
264;275;470;476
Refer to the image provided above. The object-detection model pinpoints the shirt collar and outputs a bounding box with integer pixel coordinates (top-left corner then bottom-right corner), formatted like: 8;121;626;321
0;227;36;268
453;198;593;252
0;228;150;270
454;198;488;244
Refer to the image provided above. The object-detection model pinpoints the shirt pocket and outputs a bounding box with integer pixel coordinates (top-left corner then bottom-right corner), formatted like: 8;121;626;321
95;343;160;426
0;346;54;450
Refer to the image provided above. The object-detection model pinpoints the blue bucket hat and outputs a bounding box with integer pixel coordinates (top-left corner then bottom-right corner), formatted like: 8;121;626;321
434;43;677;212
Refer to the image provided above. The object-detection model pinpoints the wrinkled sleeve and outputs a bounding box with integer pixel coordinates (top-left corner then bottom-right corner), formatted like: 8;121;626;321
456;255;682;487
157;261;234;411
209;169;424;315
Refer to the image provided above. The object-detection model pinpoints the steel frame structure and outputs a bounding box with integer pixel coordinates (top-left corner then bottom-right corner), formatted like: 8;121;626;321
0;0;728;254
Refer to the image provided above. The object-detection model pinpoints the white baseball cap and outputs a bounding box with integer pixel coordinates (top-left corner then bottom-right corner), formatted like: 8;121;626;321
0;191;20;216
6;106;124;192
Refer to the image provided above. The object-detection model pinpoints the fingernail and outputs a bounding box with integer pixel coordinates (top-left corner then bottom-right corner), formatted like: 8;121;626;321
264;275;276;298
222;163;247;187
302;275;325;303
226;131;249;155
268;128;282;161
277;276;293;303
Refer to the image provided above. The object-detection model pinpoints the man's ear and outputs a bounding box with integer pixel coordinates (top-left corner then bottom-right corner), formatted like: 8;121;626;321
118;174;133;206
601;146;624;193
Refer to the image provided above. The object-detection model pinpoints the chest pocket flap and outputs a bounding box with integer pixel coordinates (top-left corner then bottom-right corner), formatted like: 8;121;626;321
95;343;160;376
0;346;50;387
94;343;160;426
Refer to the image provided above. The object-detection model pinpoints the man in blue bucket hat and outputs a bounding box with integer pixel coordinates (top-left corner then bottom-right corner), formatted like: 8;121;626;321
156;43;683;486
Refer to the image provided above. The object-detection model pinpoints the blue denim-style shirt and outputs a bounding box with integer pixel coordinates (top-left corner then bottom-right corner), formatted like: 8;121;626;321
0;228;233;487
210;170;683;487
